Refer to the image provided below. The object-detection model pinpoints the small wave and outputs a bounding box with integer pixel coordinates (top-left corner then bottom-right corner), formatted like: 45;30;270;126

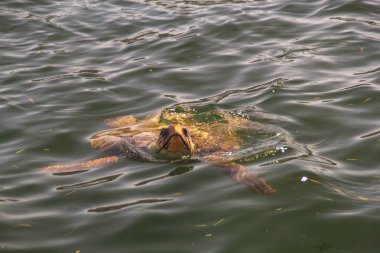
88;198;173;213
175;78;286;106
360;130;380;139
330;17;379;27
353;66;380;76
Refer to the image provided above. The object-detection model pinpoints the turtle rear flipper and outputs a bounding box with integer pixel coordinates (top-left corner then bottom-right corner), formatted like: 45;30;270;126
242;172;276;194
225;164;276;194
204;154;276;194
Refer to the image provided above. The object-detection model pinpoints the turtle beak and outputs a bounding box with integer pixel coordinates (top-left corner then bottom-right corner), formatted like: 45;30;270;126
163;134;191;153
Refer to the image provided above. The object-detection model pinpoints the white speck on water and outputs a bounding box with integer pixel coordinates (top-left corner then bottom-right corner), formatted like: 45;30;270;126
301;176;308;182
275;146;287;153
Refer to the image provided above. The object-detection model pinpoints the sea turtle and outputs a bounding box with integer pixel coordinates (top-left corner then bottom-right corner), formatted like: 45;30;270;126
42;106;283;194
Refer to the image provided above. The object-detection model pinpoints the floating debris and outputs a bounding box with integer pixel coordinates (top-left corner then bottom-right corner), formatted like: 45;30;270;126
361;97;372;104
16;149;25;154
309;178;322;184
213;218;224;226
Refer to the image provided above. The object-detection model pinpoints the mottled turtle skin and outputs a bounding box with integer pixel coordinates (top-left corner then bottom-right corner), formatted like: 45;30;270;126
43;106;275;194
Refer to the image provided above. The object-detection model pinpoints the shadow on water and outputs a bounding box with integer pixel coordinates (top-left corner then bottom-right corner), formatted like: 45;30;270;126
56;173;123;191
135;166;193;186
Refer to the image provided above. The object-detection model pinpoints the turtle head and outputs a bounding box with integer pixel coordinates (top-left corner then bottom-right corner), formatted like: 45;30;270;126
156;122;194;157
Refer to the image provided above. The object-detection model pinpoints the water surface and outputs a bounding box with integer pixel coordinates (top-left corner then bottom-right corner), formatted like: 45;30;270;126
1;0;380;252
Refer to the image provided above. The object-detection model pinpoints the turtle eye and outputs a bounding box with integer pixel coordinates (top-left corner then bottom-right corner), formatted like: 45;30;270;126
182;128;189;137
160;128;169;138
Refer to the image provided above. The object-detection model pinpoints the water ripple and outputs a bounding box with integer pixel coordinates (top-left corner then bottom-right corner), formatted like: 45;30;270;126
88;198;173;213
330;16;379;27
353;66;380;76
360;130;380;139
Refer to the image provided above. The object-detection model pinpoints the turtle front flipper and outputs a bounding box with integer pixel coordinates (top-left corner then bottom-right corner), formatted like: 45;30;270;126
104;112;162;129
41;156;119;173
104;115;137;128
90;135;126;156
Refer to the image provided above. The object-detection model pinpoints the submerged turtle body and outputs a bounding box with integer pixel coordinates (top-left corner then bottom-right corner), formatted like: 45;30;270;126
43;106;281;194
90;107;251;161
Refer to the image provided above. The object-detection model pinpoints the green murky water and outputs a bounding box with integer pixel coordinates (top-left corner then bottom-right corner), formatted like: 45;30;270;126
1;0;379;252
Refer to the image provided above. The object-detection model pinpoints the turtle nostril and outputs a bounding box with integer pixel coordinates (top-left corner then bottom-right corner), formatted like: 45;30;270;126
182;128;189;137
